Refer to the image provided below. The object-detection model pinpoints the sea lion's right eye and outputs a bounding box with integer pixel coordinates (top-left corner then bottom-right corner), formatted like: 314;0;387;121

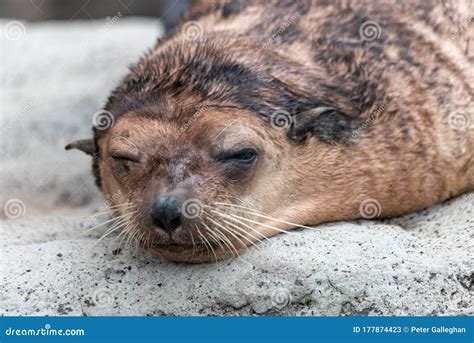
216;148;258;165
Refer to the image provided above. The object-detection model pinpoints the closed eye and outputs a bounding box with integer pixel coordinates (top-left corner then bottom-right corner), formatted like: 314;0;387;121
216;148;258;165
110;152;141;163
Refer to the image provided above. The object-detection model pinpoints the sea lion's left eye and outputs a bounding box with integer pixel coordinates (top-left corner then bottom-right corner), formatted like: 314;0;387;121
216;148;258;165
110;152;141;163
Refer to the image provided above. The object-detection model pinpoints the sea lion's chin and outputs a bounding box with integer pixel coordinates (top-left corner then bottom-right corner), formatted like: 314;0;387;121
147;242;234;263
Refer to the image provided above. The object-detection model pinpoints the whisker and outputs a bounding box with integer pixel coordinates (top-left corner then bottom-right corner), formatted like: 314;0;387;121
190;231;196;256
88;206;135;218
117;226;131;249
84;212;132;234
99;220;126;240
197;227;217;261
110;209;141;251
94;222;126;246
106;203;136;209
124;209;149;250
205;214;248;254
134;228;147;254
213;202;313;230
101;211;135;234
226;195;258;209
212;209;292;236
126;221;141;249
190;231;196;250
113;227;128;247
208;223;238;258
224;216;269;244
194;225;210;255
210;208;268;241
92;203;136;216
113;133;139;149
220;218;262;250
205;206;265;251
203;223;227;255
96;211;137;244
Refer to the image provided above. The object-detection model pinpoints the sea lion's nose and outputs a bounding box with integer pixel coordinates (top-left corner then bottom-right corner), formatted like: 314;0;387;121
151;195;182;232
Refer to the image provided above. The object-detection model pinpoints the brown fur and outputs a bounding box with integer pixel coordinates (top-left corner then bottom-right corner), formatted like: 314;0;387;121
67;0;473;262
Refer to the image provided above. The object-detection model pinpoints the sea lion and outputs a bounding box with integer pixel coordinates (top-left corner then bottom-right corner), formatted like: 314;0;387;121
66;0;473;262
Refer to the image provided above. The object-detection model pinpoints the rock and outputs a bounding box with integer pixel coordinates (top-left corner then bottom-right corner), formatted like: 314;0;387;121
1;192;473;316
0;18;162;214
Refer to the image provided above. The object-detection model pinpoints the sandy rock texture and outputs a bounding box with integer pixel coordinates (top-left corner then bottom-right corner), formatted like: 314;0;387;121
1;193;473;316
0;19;473;316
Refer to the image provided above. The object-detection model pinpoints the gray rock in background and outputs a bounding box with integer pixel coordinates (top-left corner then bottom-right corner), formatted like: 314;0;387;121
0;19;473;316
0;18;162;214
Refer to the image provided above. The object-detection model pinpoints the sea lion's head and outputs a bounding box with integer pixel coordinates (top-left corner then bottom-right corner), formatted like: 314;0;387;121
67;35;367;262
68;101;306;262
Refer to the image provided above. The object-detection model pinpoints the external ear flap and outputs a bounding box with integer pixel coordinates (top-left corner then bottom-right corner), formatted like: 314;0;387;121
288;106;355;144
65;139;96;156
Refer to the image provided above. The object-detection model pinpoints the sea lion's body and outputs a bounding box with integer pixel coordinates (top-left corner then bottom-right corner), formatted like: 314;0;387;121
68;1;473;262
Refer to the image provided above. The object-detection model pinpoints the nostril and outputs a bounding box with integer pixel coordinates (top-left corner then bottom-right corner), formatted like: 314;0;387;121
150;195;183;232
152;216;167;230
169;217;181;229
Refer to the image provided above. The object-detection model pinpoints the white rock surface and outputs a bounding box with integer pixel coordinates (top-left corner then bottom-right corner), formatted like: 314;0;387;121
0;19;473;316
